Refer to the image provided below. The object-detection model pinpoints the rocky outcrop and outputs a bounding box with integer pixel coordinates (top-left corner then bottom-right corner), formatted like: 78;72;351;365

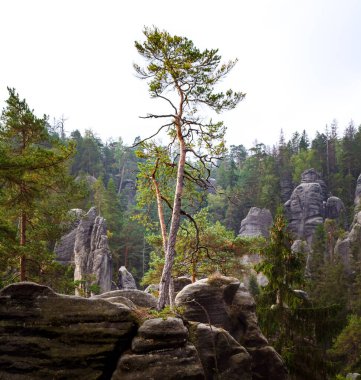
175;275;288;379
238;208;272;287
334;211;361;270
118;266;137;289
0;279;287;379
112;318;204;379
238;207;273;238
334;175;361;271
174;276;193;292
189;322;252;380
54;207;113;295
54;208;85;264
94;289;157;308
284;168;346;244
0;282;137;380
74;207;112;295
285;181;324;243
325;196;346;220
355;173;361;210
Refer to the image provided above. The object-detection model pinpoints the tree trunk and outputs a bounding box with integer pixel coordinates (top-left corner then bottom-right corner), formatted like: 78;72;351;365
117;164;126;194
124;245;129;268
191;260;196;283
19;211;27;281
151;164;168;254
157;122;186;310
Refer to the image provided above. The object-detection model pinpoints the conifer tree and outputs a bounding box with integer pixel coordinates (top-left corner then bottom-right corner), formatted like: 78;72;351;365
0;88;74;281
134;27;245;309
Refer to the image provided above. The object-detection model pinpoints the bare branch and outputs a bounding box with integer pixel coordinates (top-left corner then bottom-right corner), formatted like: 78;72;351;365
131;123;173;148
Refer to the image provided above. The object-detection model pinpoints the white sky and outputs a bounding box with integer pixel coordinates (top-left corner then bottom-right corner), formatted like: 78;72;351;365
1;0;361;148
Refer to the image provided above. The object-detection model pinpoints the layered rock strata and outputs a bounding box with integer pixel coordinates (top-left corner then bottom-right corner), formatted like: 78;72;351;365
93;289;157;308
175;276;288;380
0;279;287;379
0;282;136;380
112;318;205;380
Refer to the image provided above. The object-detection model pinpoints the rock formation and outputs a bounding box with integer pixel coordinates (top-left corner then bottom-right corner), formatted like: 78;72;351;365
0;279;287;380
94;289;158;308
112;318;205;380
238;208;272;286
54;208;85;264
285;168;345;244
189;322;252;380
334;211;361;270
284;171;325;243
74;207;112;295
326;196;346;220
0;282;137;379
174;276;192;292
175;275;288;379
238;207;273;238
118;266;137;289
355;173;361;210
332;173;361;271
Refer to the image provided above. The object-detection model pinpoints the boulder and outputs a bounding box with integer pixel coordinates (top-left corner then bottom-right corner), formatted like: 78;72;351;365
94;289;157;308
74;207;112;295
174;276;193;292
346;374;361;380
102;296;137;309
118;266;137;289
189;322;252;380
144;283;159;294
238;207;273;238
112;318;204;380
247;346;289;380
175;275;288;379
0;282;136;380
132;317;188;353
326;196;346;220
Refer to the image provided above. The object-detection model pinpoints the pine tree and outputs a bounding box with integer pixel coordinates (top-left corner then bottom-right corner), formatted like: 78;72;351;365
0;88;74;281
135;27;244;309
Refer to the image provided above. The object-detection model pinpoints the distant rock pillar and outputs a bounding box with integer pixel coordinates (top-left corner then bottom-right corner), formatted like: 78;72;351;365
74;207;112;296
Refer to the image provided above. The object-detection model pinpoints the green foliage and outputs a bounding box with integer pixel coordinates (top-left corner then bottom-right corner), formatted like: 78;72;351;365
256;210;305;309
254;211;337;378
148;305;185;320
142;209;246;285
248;273;260;297
329;315;361;374
0;88;77;283
74;274;101;297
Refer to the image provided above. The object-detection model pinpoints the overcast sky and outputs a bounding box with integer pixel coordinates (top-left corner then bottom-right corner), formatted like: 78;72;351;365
1;0;361;148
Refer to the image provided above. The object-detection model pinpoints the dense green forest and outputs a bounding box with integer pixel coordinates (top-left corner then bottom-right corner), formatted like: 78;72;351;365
1;85;361;379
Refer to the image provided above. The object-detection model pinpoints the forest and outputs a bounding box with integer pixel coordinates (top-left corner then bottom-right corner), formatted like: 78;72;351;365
1;28;361;380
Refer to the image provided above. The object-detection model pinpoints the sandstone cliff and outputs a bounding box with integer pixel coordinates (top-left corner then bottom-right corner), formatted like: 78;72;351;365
0;279;288;380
